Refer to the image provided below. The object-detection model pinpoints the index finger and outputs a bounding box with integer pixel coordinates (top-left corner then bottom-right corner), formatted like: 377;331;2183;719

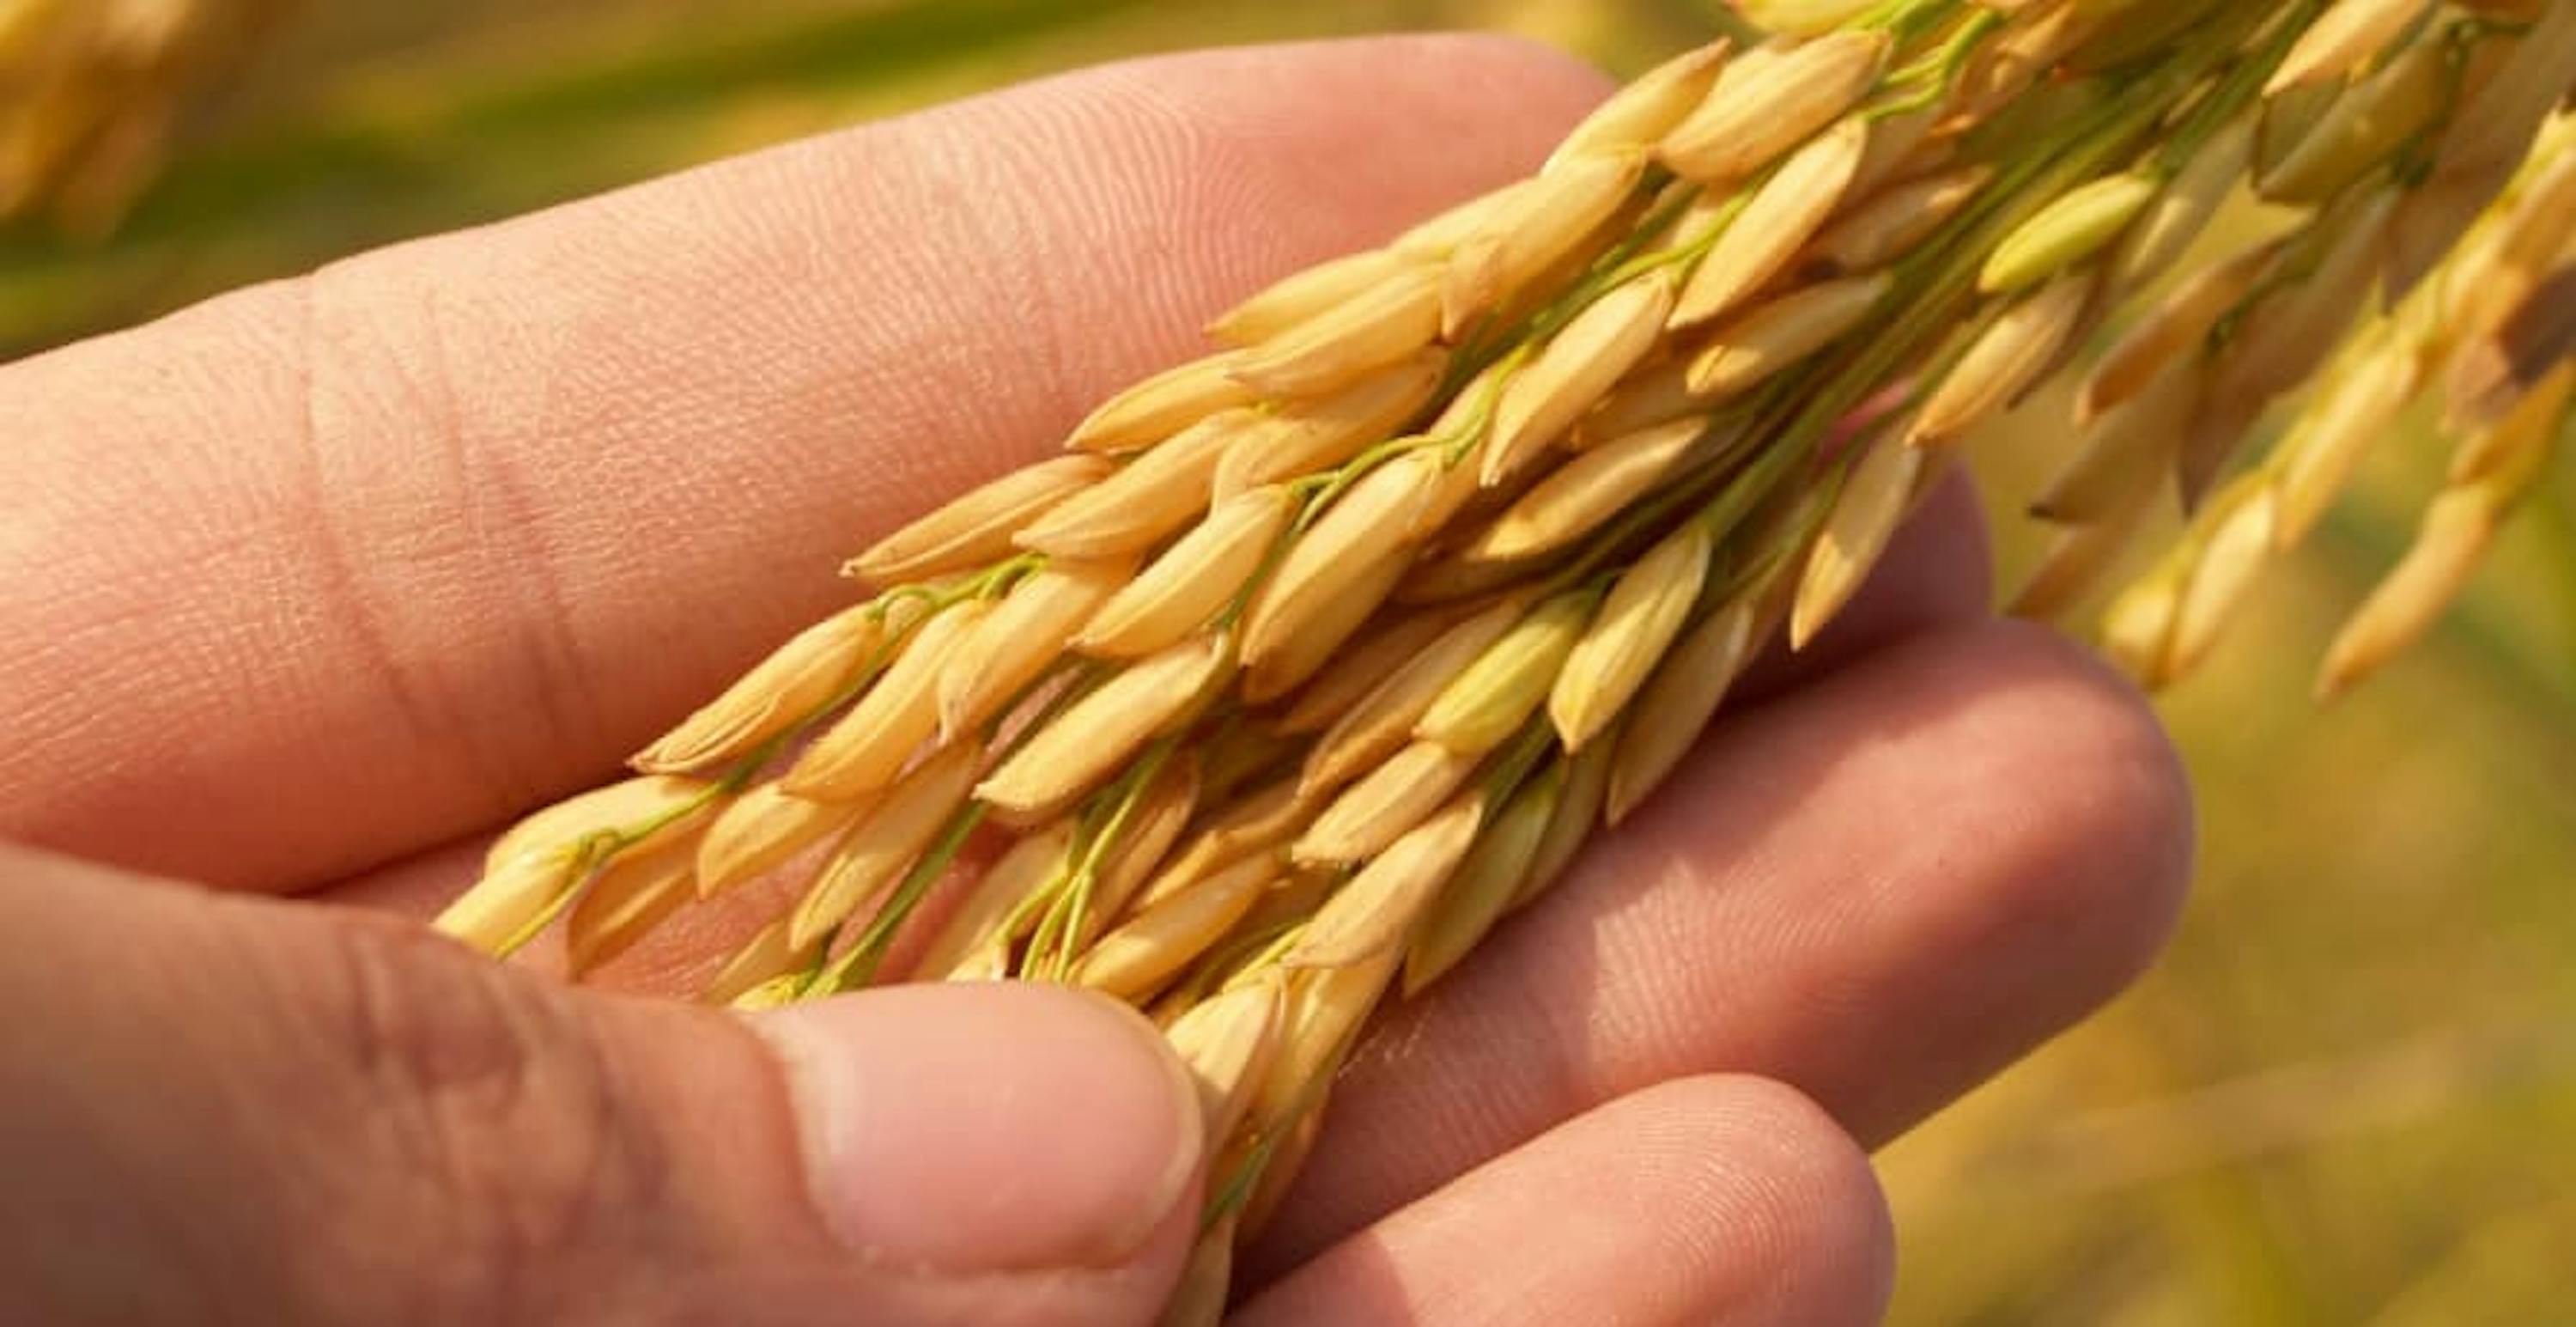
0;35;1611;891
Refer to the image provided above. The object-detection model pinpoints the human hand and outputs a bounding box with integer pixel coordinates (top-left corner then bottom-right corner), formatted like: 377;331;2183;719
0;36;2191;1325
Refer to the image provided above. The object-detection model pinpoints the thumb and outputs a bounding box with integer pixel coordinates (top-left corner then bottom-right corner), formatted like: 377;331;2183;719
0;843;1205;1327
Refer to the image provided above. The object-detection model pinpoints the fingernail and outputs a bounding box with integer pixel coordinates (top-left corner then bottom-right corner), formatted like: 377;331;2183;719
750;983;1203;1273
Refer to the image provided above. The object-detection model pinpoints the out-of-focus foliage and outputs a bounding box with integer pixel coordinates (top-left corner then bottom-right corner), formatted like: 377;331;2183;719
6;2;2571;1320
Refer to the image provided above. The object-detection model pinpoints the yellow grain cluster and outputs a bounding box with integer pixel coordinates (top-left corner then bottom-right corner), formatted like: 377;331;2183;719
429;3;2576;1315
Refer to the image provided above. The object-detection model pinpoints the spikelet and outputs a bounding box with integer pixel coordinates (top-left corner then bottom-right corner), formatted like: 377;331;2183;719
1212;350;1445;497
2268;0;2436;95
1230;264;1444;399
702;917;825;1006
1550;42;1735;169
1078;489;1291;659
1608;601;1762;825
788;743;981;948
849;456;1109;583
696;781;872;898
786;600;985;801
1417;591;1597;755
1287;797;1483;970
939;558;1130;737
1019;411;1248;558
1686;277;1890;398
1910;271;2098;448
562;845;697;978
1301;595;1529;795
1793;441;1923;649
1485;272;1679;484
1658;31;1889;184
632;604;886;772
976;634;1232;820
913;823;1073;980
1076;855;1279;1002
1550;521;1715;752
1295;740;1485;867
1405;762;1560;994
1441;149;1647;336
1673;114;1872;329
1065;353;1260;453
1242;451;1445;665
1211;252;1416;348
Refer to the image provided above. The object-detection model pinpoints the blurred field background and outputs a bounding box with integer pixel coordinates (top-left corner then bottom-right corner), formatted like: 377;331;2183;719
8;1;2574;1320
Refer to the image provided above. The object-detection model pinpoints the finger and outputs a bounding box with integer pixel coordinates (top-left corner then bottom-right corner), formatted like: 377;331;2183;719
0;842;1203;1326
0;35;1612;892
1250;621;2192;1275
1236;1077;1891;1327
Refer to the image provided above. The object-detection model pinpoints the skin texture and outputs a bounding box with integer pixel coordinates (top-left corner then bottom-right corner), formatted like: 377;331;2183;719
0;35;2193;1326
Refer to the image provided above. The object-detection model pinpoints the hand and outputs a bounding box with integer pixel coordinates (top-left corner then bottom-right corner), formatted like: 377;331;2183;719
0;35;2191;1325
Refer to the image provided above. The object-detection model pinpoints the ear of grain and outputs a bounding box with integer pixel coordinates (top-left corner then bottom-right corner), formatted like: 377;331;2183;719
2267;0;2436;94
1066;352;1261;453
1230;264;1444;399
2274;327;2426;546
1442;149;1647;335
2207;188;2397;420
1210;251;1414;347
1302;594;1530;795
1294;739;1484;867
2257;40;2447;207
1672;114;1870;329
632;604;884;772
786;601;985;801
485;775;720;874
1242;451;1443;666
939;558;1131;738
977;634;1234;821
1090;753;1204;929
2012;488;2158;623
1162;975;1289;1148
1018;411;1249;559
1686;276;1890;398
1287;798;1483;970
1981;173;2159;295
1463;417;1710;563
1792;441;1924;649
1255;951;1400;1129
1910;271;2098;447
1242;551;1410;704
1078;488;1292;660
2081;240;2275;423
1274;601;1479;735
1517;740;1613;911
1659;32;1888;184
1404;762;1561;995
1813;168;1991;272
788;743;981;949
848;456;1110;584
1550;520;1715;752
563;843;698;978
1133;776;1315;911
1214;350;1446;497
1417;591;1597;755
2162;478;2280;682
702;916;826;1006
912;822;1074;980
2032;361;2199;524
1485;272;1679;485
2112;118;2254;289
2318;487;2504;697
1076;855;1278;1002
434;846;580;957
1607;600;1759;825
696;780;872;898
1574;359;1716;446
1550;40;1734;169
